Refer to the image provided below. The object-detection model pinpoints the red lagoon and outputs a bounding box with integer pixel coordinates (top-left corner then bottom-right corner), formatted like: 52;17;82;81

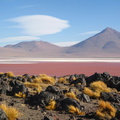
0;62;120;76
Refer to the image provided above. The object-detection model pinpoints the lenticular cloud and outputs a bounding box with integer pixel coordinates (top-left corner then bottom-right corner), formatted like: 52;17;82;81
10;15;70;36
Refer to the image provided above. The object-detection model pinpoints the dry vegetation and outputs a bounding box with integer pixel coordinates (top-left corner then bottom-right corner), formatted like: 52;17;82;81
83;81;113;98
0;104;20;120
96;100;116;119
15;92;26;98
65;92;79;101
68;105;85;115
45;99;56;110
0;71;119;120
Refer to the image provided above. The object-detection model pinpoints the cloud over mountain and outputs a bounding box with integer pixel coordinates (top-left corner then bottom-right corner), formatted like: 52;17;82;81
0;36;40;43
10;15;70;36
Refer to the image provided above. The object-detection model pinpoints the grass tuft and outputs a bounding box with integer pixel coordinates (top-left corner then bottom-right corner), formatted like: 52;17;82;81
45;99;56;110
24;82;42;94
96;100;116;119
83;81;112;98
65;92;79;101
5;72;15;77
15;92;26;98
40;76;55;85
90;81;111;93
68;105;85;115
0;104;20;120
58;77;68;84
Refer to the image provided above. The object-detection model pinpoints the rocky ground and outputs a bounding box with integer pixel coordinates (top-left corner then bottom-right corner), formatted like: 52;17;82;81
0;72;120;120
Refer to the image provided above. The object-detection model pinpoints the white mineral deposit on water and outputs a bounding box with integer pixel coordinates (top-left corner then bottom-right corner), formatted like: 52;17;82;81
0;58;120;64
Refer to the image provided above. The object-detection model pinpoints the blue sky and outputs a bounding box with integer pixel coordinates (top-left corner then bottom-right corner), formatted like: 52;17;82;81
0;0;120;47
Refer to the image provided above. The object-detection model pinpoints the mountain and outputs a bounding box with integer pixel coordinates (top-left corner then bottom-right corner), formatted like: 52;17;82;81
2;27;120;58
65;27;120;57
4;41;60;52
4;40;65;57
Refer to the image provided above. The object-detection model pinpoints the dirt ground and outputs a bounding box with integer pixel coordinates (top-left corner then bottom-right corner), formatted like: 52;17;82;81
0;90;98;120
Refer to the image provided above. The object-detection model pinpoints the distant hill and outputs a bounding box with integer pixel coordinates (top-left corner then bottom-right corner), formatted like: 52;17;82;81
2;27;120;58
65;27;120;57
5;40;60;52
4;41;64;57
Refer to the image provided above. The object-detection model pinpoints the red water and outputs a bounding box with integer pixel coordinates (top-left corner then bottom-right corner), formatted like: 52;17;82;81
0;62;120;76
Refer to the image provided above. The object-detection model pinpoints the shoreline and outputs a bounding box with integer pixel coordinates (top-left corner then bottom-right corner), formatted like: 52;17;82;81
0;58;120;64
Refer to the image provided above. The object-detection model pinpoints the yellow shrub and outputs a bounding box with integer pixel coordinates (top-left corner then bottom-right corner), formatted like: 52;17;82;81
90;81;111;93
33;77;42;83
96;100;116;119
83;87;100;98
39;74;48;77
83;81;112;98
15;92;26;98
0;104;20;120
65;92;79;101
41;76;55;85
68;105;85;115
38;74;55;85
0;72;4;74
24;82;42;93
58;77;68;84
45;99;56;110
6;72;14;77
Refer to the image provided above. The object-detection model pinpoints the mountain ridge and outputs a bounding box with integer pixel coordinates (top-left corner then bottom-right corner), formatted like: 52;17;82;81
2;27;120;58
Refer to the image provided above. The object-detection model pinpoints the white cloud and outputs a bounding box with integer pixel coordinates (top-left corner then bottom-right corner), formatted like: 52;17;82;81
53;41;79;47
80;31;100;35
0;36;40;42
10;15;70;36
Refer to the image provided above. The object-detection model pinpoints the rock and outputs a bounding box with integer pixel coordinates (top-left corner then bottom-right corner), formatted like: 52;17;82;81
108;76;120;91
45;86;62;95
44;115;54;120
0;78;10;95
75;84;84;91
60;98;85;111
27;91;59;107
27;78;32;82
9;80;20;87
0;84;9;95
38;91;59;107
0;74;5;78
85;112;96;119
70;76;86;87
23;74;29;78
111;118;118;120
0;108;8;120
86;72;103;85
69;75;76;83
69;116;76;120
102;72;111;81
112;103;120;119
100;92;120;103
10;81;28;95
77;93;91;102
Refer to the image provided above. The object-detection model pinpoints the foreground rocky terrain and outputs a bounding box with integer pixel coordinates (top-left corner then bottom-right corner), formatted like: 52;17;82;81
0;72;120;120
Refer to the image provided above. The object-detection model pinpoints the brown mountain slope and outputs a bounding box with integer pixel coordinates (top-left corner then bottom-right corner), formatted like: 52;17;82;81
4;41;60;52
0;47;28;58
65;27;120;57
4;41;66;57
